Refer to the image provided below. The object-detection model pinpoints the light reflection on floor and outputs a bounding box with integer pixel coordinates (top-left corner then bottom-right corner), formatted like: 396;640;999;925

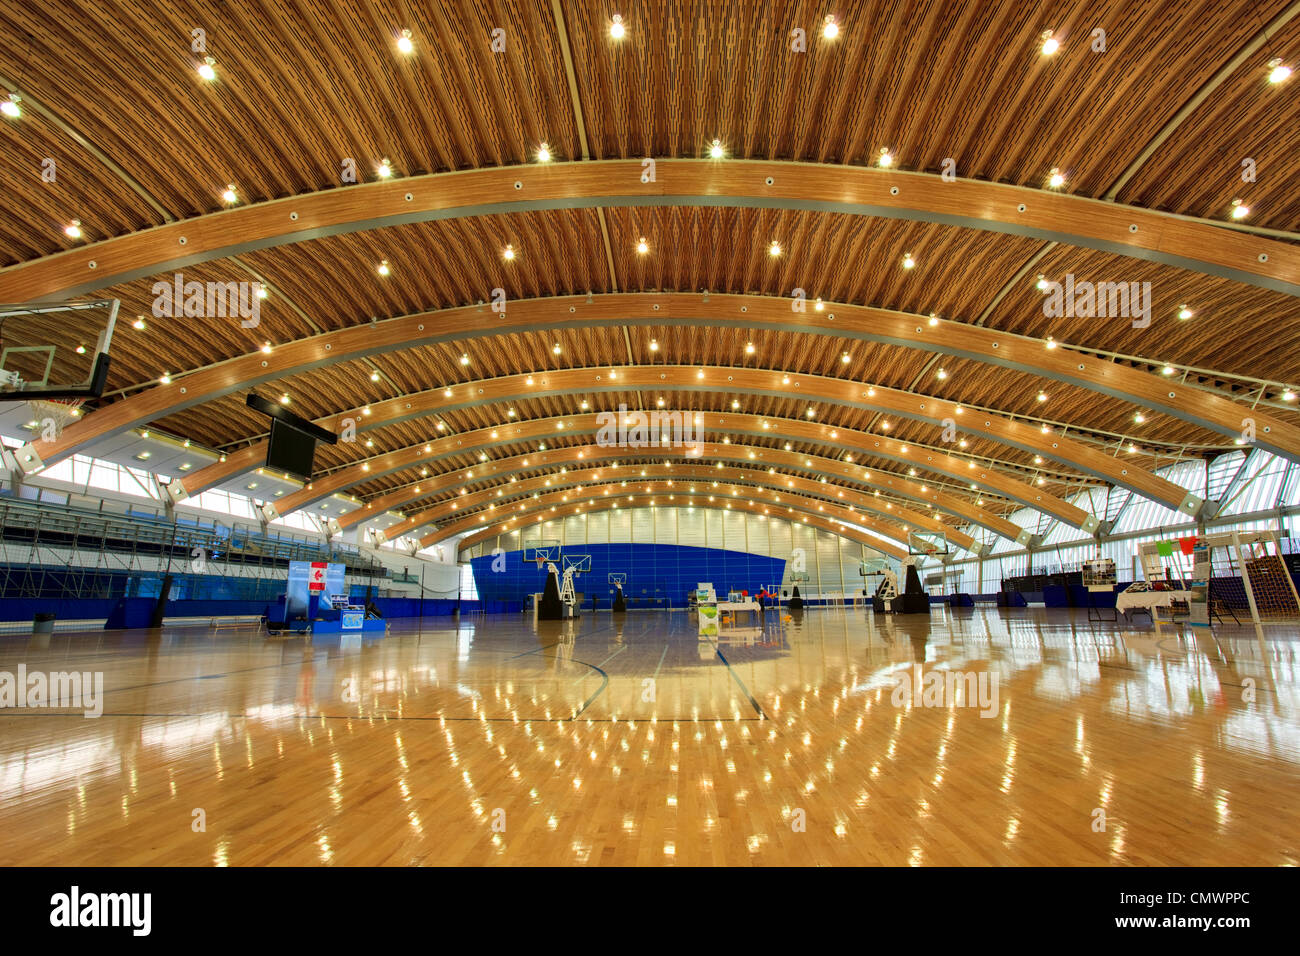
0;606;1295;866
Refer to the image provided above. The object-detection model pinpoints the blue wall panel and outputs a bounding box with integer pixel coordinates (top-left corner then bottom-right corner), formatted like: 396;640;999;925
470;544;786;608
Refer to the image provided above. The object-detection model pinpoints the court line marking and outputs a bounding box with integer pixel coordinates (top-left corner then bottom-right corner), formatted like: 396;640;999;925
711;645;769;720
652;645;669;680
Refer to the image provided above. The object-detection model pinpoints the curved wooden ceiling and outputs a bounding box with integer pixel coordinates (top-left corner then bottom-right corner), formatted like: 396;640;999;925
2;0;1298;551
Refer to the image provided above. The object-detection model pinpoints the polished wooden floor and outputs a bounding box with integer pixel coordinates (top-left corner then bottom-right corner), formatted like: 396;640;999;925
0;606;1296;866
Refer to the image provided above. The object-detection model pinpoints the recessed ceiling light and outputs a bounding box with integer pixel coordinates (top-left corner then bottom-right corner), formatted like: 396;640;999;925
1040;30;1059;55
280;394;291;405
769;240;782;257
1161;365;1175;376
636;236;648;254
377;259;390;276
936;368;947;380
221;184;238;204
75;344;86;354
1036;391;1047;402
370;371;381;382
609;14;626;39
814;298;824;311
805;408;815;418
745;341;755;354
1268;58;1291;84
1047;168;1065;189
877;147;893;168
841;351;850;364
537;142;551;163
902;253;916;269
823;15;840;39
397;29;414;54
1;93;20;118
460;353;470;365
1178;305;1193;320
1230;198;1249;220
1282;389;1297;402
709;138;724;159
132;317;146;331
648;338;659;352
1036;274;1048;291
160;372;171;385
552;343;562;355
502;243;515;260
257;286;268;299
1134;412;1145;423
198;57;217;81
64;220;82;239
377;158;393;179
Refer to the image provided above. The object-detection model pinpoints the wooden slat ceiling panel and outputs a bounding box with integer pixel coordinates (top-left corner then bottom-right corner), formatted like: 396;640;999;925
983;245;1300;390
1114;17;1300;231
2;0;1296;268
3;0;1298;518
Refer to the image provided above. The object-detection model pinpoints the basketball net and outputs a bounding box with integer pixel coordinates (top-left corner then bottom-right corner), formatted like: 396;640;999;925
28;397;84;436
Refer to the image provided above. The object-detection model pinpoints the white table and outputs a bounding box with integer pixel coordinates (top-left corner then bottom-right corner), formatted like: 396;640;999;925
716;600;761;626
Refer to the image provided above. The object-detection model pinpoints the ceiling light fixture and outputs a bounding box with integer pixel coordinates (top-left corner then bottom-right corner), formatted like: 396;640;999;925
198;57;217;80
1;93;20;118
397;29;414;54
609;14;626;39
1040;30;1059;55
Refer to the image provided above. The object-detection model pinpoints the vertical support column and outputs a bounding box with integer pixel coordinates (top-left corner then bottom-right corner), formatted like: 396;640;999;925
1233;530;1266;642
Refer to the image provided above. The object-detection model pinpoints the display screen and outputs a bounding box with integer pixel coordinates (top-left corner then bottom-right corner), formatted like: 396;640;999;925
266;419;317;482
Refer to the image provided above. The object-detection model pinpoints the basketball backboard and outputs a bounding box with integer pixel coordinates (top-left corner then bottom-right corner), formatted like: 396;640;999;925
522;537;561;563
608;572;627;586
563;554;592;573
908;530;949;556
860;558;890;575
0;300;118;400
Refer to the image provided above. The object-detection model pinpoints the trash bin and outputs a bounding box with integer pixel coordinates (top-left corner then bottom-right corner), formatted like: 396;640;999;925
33;612;56;635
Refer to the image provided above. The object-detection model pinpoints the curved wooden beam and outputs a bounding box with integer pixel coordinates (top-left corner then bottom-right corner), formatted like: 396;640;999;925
242;404;1085;532
3;161;1297;301
337;440;1019;544
232;365;1188;528
435;482;909;561
19;295;1295;487
369;462;977;555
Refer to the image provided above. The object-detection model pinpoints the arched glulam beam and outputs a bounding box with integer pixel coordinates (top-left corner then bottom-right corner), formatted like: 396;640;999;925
368;462;977;555
248;406;1086;534
335;440;1019;545
3;161;1297;301
17;295;1293;489
434;483;909;561
232;366;1190;528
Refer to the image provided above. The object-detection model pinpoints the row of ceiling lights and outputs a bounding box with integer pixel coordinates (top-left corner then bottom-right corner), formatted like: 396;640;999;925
7;18;1288;239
